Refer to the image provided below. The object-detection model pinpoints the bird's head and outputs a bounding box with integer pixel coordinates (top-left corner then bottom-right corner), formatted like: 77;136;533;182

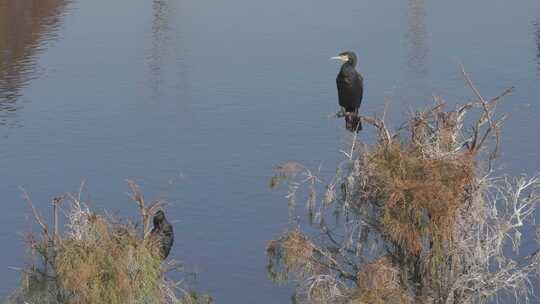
153;210;166;227
331;51;357;66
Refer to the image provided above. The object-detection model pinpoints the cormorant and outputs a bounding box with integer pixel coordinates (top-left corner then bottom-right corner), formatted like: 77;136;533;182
149;210;174;259
331;51;363;132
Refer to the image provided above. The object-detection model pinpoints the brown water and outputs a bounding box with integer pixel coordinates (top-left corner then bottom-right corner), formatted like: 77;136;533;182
1;0;540;302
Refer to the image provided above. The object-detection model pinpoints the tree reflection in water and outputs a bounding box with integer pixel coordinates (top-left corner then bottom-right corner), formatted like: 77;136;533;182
0;0;69;126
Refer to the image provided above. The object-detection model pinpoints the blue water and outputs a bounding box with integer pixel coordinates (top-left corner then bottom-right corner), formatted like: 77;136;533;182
1;0;539;302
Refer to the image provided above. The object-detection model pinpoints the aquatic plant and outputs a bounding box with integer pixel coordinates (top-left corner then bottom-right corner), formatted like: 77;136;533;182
6;182;212;304
267;67;540;304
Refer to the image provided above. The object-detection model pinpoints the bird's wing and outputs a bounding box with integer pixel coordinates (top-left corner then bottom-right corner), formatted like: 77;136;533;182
357;75;363;108
337;72;363;112
336;75;352;109
163;226;173;237
336;76;345;107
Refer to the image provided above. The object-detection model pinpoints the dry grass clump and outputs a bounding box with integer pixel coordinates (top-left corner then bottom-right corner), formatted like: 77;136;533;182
7;182;212;304
349;256;415;304
356;256;399;292
266;230;324;282
366;141;475;256
54;215;162;303
267;68;540;304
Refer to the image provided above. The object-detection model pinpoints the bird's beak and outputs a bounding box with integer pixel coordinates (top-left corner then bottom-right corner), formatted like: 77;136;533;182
330;55;348;62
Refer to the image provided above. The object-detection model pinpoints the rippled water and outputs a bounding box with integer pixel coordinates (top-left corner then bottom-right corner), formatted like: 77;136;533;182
1;0;539;301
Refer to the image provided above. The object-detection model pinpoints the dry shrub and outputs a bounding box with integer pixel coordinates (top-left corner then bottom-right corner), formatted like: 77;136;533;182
267;71;540;304
266;230;324;282
356;256;400;291
54;215;162;304
267;231;355;303
350;256;430;304
7;183;212;304
270;162;306;189
349;286;414;304
365;141;476;256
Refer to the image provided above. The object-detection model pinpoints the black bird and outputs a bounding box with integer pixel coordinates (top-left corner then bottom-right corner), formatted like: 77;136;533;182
331;51;363;132
150;210;174;259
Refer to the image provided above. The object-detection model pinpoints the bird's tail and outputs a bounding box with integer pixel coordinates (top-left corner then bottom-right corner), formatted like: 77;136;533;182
345;114;362;132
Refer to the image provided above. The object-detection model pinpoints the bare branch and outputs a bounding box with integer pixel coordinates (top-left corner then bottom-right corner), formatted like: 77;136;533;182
127;180;151;239
20;187;51;242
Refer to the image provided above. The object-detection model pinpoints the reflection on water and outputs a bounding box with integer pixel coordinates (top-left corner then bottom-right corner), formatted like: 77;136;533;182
0;0;69;126
406;0;429;77
148;0;171;99
147;0;189;103
534;17;540;74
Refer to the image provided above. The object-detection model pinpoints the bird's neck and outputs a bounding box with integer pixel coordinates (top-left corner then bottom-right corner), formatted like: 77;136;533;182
341;62;356;72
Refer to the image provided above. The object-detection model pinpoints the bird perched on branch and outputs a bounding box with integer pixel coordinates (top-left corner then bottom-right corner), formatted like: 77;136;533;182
149;210;174;259
331;51;363;132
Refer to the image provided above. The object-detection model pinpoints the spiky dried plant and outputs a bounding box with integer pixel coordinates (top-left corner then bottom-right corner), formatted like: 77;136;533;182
267;68;540;304
7;182;212;304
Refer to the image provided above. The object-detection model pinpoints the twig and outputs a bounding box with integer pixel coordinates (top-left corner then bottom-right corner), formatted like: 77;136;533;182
20;187;51;242
127;180;166;239
127;180;149;238
460;63;513;170
340;129;359;160
52;196;63;244
360;115;392;144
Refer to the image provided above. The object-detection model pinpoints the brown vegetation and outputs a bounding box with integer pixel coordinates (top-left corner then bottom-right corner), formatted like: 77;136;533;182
7;182;212;304
267;69;540;304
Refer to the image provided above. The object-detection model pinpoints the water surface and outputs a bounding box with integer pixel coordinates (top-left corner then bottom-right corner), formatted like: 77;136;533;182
1;0;539;302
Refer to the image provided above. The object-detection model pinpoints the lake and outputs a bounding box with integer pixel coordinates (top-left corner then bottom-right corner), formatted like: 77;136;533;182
1;0;539;302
